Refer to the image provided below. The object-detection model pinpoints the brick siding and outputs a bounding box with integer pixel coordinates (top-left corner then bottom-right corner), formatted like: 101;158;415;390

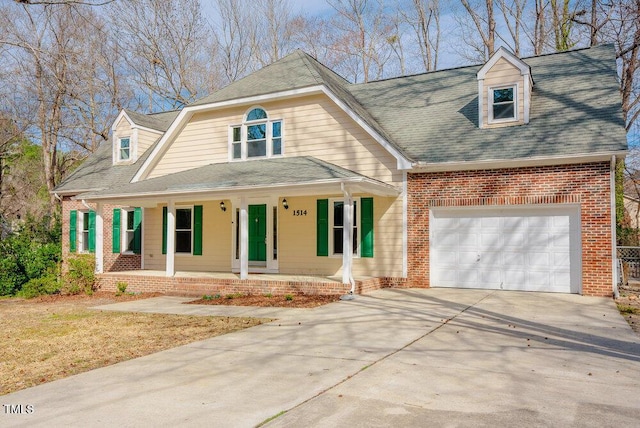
407;162;613;296
97;274;407;296
61;198;142;273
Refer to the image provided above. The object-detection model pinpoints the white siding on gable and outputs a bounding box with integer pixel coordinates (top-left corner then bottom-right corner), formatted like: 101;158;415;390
146;94;402;185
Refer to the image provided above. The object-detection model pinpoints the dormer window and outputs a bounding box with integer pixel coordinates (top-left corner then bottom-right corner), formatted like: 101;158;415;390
230;107;283;161
490;85;517;122
477;47;532;128
118;137;131;161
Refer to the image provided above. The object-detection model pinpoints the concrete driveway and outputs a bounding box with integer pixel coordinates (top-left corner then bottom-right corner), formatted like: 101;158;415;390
1;289;639;427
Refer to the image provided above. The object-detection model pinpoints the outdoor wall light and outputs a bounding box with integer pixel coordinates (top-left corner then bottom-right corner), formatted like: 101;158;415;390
282;198;289;210
219;201;226;212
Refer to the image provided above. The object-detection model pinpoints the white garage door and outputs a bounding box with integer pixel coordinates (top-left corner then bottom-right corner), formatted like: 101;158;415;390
430;206;581;293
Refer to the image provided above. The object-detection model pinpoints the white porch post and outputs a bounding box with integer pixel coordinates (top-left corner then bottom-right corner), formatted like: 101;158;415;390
95;203;104;274
342;186;353;285
240;196;249;279
166;200;176;277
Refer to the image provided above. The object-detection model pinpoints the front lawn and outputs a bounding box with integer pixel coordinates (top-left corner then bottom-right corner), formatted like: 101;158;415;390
0;293;268;395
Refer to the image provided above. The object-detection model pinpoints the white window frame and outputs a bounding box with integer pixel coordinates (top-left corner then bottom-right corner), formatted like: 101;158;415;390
122;208;136;254
117;136;131;162
174;205;194;255
488;84;518;124
78;210;90;253
329;197;361;258
229;106;284;161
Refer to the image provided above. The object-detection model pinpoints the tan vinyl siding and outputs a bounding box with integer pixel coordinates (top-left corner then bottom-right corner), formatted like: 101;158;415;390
143;206;163;270
137;129;160;158
144;201;232;272
147;94;401;185
482;57;525;128
278;194;403;277
115;117;132;135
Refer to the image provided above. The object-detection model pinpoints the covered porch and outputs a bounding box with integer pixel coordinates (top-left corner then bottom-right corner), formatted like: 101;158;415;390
77;157;404;293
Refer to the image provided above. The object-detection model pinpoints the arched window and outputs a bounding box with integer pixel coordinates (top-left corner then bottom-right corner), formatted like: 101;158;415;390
230;107;283;160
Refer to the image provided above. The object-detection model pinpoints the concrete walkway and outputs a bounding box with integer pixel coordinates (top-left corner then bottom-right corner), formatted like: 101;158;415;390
2;289;640;427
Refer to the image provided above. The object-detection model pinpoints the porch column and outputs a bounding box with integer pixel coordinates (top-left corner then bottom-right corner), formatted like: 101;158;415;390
166;200;176;277
95;203;104;274
239;196;249;279
342;186;354;285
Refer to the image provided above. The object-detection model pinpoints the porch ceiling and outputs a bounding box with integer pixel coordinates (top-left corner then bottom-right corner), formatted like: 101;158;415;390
75;156;400;204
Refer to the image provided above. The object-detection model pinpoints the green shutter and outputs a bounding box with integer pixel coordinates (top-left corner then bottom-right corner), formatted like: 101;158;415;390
162;206;167;255
69;210;77;253
88;210;96;253
112;208;121;253
317;199;328;257
361;197;374;258
193;205;203;256
133;207;142;255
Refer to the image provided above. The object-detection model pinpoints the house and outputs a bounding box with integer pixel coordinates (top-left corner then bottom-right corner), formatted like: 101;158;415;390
54;45;627;297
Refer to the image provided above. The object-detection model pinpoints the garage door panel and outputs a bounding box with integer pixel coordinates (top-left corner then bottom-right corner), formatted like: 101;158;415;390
430;206;580;293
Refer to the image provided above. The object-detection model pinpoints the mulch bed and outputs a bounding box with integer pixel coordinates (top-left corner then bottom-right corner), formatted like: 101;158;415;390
187;294;342;308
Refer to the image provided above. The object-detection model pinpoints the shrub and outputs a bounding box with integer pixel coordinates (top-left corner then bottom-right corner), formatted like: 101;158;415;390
18;272;60;299
0;251;27;296
285;294;294;301
116;282;128;296
63;254;96;295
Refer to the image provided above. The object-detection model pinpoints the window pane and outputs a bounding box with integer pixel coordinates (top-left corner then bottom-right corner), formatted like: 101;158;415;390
233;142;242;159
333;202;344;227
126;231;135;251
493;88;513;103
176;231;191;253
119;138;130;160
83;213;89;231
333;228;343;254
126;210;134;230
247;108;267;121
272;121;281;138
232;127;241;142
493;103;515;119
176;208;191;229
272;138;282;155
248;140;266;157
248;124;266;140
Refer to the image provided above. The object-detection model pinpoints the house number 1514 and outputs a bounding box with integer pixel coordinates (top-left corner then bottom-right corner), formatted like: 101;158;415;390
292;210;307;216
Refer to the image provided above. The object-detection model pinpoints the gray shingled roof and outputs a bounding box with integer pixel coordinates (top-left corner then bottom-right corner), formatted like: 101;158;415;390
348;44;627;163
56;45;626;196
190;50;336;106
124;109;179;132
76;156;394;199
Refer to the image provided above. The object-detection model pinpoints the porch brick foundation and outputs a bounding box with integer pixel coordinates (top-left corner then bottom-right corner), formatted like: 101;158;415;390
407;162;614;297
96;274;407;296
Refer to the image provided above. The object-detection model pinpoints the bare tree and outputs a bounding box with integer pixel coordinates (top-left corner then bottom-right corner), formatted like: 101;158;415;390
459;0;497;59
498;0;526;55
213;0;258;85
402;0;441;72
110;0;215;111
252;0;298;67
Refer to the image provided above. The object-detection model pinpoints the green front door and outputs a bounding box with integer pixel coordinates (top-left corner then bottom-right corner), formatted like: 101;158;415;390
249;204;267;262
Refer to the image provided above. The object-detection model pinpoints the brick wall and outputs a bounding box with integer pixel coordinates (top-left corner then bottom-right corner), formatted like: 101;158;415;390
61;198;142;273
407;162;613;297
97;273;407;296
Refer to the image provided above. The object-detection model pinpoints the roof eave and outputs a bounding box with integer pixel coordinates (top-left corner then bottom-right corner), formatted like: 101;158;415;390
75;177;401;204
410;151;628;172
